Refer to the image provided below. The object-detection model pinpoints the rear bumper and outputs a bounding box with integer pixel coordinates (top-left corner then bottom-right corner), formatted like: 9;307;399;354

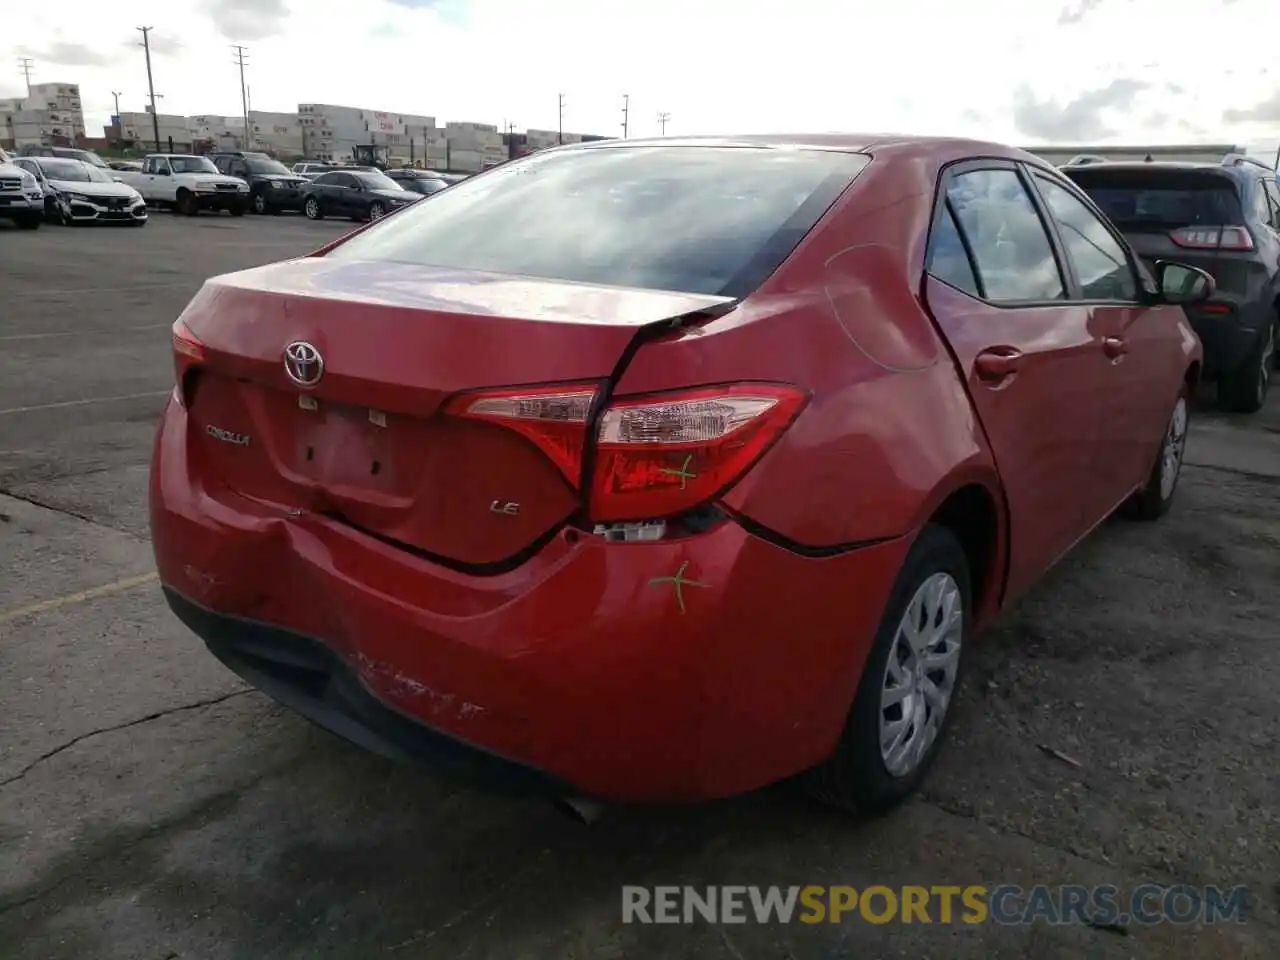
149;397;908;802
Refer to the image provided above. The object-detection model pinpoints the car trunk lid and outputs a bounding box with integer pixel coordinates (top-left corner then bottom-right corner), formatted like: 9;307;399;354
177;257;734;567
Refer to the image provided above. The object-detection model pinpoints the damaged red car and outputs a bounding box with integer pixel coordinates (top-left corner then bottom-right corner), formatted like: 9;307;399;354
151;135;1208;813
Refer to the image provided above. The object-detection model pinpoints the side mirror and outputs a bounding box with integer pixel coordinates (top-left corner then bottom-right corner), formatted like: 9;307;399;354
113;176;123;183
1154;261;1215;305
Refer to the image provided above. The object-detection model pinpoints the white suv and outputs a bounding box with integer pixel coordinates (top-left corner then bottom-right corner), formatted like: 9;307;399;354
0;149;44;230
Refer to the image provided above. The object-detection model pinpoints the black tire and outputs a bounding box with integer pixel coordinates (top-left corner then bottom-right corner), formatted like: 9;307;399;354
304;197;323;220
229;204;246;217
176;191;199;217
128;219;147;228
367;201;385;221
252;191;268;215
15;214;41;231
1121;383;1189;521
805;524;971;816
1217;323;1273;414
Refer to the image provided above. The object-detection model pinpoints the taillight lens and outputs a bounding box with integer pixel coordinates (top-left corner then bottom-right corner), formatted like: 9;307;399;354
171;318;205;406
445;381;807;524
1169;225;1254;251
446;384;598;486
589;385;807;522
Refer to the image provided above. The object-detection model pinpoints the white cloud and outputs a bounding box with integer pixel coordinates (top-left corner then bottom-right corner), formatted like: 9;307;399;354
2;0;1278;161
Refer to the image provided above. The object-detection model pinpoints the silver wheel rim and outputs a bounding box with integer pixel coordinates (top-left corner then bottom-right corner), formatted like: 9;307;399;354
1259;325;1275;403
254;193;265;213
305;199;317;218
370;203;384;220
879;572;963;778
1160;396;1188;500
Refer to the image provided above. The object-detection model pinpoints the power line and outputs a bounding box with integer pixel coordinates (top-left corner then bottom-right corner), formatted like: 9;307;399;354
656;111;671;135
232;45;251;150
136;27;161;151
621;94;629;139
17;57;34;94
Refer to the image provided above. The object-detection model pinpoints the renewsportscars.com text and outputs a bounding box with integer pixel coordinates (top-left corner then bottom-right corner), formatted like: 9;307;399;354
621;884;1250;926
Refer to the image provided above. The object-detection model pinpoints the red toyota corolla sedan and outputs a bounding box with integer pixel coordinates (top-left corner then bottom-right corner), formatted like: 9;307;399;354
151;135;1209;813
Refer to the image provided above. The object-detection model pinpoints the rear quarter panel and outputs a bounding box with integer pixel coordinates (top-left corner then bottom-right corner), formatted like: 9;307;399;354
612;148;1005;549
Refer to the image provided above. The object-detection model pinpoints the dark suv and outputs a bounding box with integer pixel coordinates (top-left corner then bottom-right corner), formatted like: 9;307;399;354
1064;155;1279;413
209;151;306;215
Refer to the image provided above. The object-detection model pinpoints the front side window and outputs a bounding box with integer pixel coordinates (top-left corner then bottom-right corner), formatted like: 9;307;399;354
169;156;219;175
946;168;1065;302
1033;174;1138;301
327;145;869;297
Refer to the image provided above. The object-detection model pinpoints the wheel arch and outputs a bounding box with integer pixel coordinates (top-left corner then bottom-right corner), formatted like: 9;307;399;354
912;470;1008;627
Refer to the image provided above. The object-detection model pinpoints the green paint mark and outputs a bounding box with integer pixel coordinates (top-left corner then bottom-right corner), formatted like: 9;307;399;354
647;560;710;614
656;453;697;490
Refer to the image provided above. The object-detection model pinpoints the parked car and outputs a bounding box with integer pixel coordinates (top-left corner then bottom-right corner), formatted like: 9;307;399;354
1064;154;1278;413
152;135;1208;813
108;160;143;172
386;168;451;196
18;144;110;170
0;154;44;230
114;154;249;216
300;168;417;221
11;157;147;226
291;162;333;181
210;151;308;215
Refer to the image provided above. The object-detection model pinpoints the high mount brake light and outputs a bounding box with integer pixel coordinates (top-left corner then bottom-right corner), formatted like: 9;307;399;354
171;319;205;406
447;382;808;523
1169;225;1254;251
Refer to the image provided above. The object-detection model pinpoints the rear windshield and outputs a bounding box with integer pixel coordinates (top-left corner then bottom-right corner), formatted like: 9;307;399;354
1066;169;1243;229
326;146;868;297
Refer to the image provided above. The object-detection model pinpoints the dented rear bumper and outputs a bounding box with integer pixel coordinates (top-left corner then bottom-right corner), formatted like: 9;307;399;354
150;396;909;802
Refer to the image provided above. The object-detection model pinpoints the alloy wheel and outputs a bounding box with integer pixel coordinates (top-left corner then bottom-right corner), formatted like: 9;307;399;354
253;192;266;214
369;202;385;220
1160;396;1189;501
305;198;319;219
879;572;963;778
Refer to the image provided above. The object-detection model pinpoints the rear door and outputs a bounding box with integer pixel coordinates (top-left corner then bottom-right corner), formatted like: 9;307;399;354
1026;169;1180;517
924;161;1108;600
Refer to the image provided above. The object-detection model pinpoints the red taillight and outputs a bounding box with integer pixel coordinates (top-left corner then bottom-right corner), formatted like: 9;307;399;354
589;384;807;522
446;381;808;524
446;384;598;486
1169;225;1254;251
171;318;205;406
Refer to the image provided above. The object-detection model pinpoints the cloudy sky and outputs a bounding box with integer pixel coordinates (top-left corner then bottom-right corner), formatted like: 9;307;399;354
4;0;1279;159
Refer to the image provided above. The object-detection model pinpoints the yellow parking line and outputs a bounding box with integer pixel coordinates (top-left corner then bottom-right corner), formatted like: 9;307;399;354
0;572;159;626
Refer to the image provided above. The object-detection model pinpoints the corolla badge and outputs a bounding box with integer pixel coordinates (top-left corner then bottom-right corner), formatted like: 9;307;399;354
284;340;324;387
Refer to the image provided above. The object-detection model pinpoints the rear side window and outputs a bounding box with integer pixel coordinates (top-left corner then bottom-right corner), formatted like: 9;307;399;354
926;203;980;297
1066;169;1244;229
326;146;869;297
1033;175;1138;301
945;168;1065;302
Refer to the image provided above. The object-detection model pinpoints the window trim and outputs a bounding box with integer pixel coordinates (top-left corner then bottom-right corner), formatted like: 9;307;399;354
1257;178;1280;230
924;157;1071;309
1024;164;1145;306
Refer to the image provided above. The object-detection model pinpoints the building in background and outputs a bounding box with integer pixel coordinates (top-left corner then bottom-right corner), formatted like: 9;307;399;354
0;82;86;148
106;108;194;152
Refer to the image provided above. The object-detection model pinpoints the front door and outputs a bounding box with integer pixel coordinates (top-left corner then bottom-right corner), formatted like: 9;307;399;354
1026;169;1185;516
924;162;1110;603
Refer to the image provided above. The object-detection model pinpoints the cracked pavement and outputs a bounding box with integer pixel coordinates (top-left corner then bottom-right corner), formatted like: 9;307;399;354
1;216;1278;959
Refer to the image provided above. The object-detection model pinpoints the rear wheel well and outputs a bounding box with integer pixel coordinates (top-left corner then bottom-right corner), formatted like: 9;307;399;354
928;484;999;613
1185;361;1201;393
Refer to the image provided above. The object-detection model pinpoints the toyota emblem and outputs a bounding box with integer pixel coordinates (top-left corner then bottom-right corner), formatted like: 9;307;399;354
283;341;324;387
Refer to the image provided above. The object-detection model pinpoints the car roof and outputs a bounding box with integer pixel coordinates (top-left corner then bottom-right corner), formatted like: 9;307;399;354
558;133;1054;168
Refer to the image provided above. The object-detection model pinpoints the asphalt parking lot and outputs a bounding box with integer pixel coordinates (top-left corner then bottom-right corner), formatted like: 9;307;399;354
1;212;1278;960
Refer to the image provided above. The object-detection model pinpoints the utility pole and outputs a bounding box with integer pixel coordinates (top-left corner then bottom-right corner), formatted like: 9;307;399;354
110;91;122;118
18;57;34;94
621;94;629;138
232;45;251;150
558;93;565;145
137;27;161;151
657;111;671;135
